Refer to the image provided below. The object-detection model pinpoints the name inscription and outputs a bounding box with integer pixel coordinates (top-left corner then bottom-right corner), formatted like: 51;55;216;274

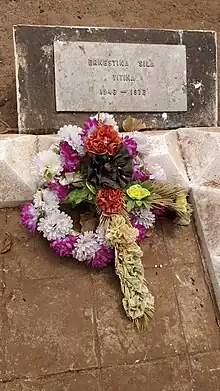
54;41;187;112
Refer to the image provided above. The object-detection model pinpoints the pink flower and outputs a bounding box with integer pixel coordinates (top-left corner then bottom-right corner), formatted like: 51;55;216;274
88;244;114;268
20;202;38;232
81;118;98;142
59;141;81;172
130;215;146;243
132;163;150;182
48;181;69;201
122;136;137;156
50;235;78;257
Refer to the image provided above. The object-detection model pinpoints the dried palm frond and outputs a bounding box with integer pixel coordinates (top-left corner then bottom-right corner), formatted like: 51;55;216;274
106;214;154;330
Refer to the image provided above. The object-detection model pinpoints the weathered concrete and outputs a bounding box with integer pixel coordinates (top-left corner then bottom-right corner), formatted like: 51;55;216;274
54;41;187;112
0;134;37;207
192;186;220;305
178;128;220;186
0;127;220;326
14;26;217;133
0;209;219;390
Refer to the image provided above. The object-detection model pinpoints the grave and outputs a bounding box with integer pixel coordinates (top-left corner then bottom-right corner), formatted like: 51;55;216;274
0;24;220;388
13;25;217;133
1;23;220;319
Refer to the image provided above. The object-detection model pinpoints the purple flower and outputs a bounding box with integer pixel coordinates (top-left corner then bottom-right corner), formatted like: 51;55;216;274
81;118;98;142
50;235;78;257
122;136;137;156
20;202;38;232
132;163;150;182
59;141;81;172
88;244;114;268
48;181;69;201
130;215;146;243
152;206;166;217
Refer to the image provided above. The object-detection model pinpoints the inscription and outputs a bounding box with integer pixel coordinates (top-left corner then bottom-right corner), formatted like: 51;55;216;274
113;74;135;82
138;60;154;67
54;41;187;112
88;59;129;67
99;88;147;96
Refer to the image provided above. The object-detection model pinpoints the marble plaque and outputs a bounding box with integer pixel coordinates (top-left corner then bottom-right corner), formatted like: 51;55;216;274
54;41;187;112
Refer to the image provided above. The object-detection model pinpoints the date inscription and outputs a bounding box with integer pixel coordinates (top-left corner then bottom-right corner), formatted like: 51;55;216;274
54;41;187;112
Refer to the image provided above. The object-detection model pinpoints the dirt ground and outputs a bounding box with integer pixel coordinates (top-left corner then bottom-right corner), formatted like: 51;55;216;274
0;0;220;132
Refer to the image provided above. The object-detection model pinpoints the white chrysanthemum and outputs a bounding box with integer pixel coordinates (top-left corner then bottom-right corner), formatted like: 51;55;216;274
37;210;73;241
58;124;84;156
95;226;106;245
134;209;156;229
31;149;62;183
73;231;100;262
149;164;167;181
91;113;119;132
129;132;151;155
33;189;59;213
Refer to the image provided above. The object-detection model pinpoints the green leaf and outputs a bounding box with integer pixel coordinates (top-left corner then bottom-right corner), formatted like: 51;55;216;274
126;199;135;212
136;200;142;207
142;200;151;209
67;186;90;206
86;181;97;195
141;180;153;191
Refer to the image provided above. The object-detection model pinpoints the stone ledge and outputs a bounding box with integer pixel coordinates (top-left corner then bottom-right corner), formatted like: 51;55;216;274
178;128;220;187
191;186;220;306
1;127;220;317
0;134;37;207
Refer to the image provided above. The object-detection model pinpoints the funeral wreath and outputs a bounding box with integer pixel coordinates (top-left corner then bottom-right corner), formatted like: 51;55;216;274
20;113;192;329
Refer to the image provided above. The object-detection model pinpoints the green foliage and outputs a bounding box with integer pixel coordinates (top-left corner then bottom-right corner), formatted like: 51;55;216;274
67;185;95;207
124;180;156;213
126;199;136;212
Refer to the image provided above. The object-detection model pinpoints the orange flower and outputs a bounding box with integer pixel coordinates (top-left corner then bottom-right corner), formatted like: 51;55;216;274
85;125;121;155
96;189;124;214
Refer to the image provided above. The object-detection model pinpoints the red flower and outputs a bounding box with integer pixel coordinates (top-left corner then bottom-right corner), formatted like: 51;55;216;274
85;125;121;155
96;189;124;214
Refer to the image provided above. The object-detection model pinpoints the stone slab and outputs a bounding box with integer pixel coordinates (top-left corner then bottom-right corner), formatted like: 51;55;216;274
54;41;187;112
172;263;220;353
0;371;100;391
5;276;97;377
178;128;220;186
13;26;217;134
93;268;186;366
101;357;192;391
192;186;220;307
4;209;86;280
0;130;190;207
0;134;37;207
144;130;189;188
191;351;220;391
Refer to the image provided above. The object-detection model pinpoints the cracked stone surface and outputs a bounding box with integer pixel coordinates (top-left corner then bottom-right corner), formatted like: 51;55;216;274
0;135;37;207
0;130;189;207
0;209;219;390
192;186;220;305
178;128;220;186
145;130;189;188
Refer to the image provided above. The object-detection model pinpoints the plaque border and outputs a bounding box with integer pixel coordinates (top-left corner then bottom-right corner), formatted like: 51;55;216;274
13;25;217;133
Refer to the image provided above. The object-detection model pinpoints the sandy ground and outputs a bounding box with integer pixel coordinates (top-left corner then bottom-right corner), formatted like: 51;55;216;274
0;0;220;132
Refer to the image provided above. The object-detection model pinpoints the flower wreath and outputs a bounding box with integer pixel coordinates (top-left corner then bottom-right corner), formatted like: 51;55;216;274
21;113;192;329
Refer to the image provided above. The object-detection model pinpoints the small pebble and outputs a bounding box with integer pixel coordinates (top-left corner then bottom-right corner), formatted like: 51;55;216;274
159;264;163;268
154;264;158;268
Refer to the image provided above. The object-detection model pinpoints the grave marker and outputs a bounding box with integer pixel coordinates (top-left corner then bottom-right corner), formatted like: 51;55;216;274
54;41;187;112
13;25;217;133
